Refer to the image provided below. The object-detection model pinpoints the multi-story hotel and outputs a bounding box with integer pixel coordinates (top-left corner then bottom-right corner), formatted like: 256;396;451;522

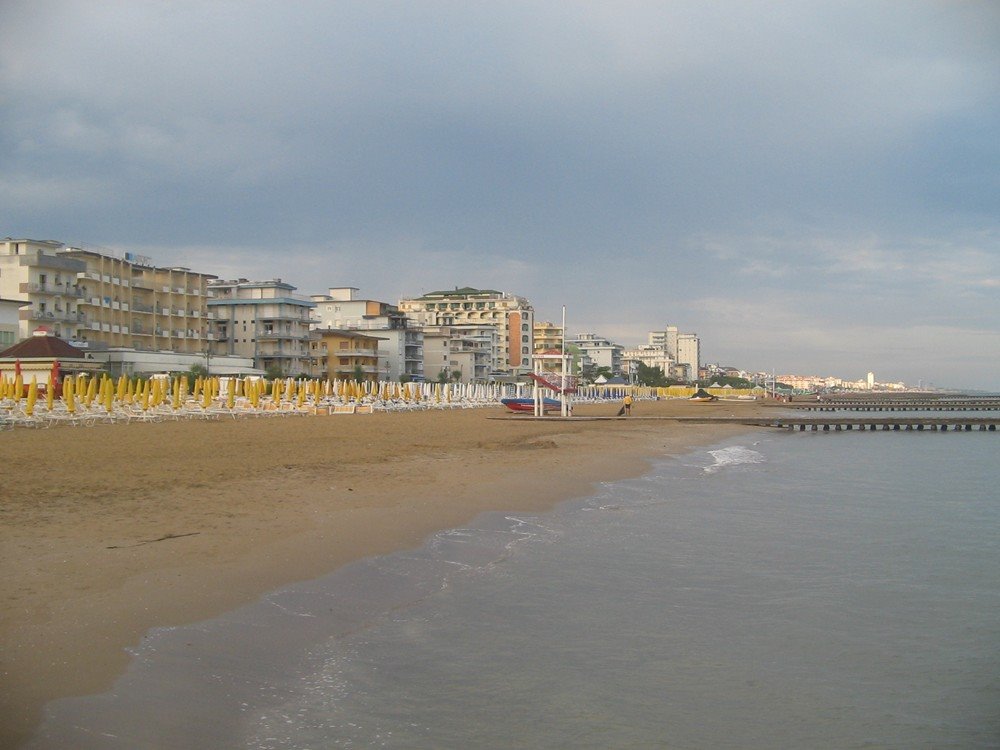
310;287;423;382
0;238;217;353
398;287;534;375
208;279;314;375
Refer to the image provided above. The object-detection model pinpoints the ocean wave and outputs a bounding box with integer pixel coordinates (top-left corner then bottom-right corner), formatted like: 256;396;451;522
704;445;766;473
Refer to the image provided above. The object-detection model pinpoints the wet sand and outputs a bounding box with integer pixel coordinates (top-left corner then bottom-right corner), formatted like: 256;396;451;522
0;398;766;748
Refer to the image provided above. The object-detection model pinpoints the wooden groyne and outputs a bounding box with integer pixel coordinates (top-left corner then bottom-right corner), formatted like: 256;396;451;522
494;415;999;432
771;400;1000;413
744;416;999;432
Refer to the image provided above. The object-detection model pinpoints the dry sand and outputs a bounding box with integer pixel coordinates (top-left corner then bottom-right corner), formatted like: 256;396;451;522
0;398;768;748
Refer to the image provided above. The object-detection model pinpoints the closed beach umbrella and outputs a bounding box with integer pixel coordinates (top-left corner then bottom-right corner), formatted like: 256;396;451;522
45;375;55;411
25;376;38;416
172;377;181;410
85;375;98;407
13;370;23;402
140;379;150;410
226;378;236;409
104;377;114;413
64;375;76;413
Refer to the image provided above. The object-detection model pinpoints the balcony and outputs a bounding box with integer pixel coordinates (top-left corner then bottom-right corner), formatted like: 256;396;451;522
257;331;302;341
22;282;83;297
132;302;154;313
258;314;312;323
20;309;83;323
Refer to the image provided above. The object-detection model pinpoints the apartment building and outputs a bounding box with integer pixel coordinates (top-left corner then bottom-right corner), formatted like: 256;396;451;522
0;238;217;353
310;287;423;382
307;329;383;381
676;333;700;383
208;279;314;375
621;344;676;380
532;321;564;351
421;325;498;383
645;326;700;382
398;287;533;375
0;297;20;348
567;332;624;376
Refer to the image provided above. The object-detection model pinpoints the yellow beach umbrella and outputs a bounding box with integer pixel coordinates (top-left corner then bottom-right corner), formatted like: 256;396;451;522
13;371;23;402
202;379;213;409
172;377;181;410
64;375;76;414
140;379;150;411
116;374;128;401
226;378;236;409
125;377;135;404
85;375;98;407
45;376;55;411
25;376;38;416
104;377;114;413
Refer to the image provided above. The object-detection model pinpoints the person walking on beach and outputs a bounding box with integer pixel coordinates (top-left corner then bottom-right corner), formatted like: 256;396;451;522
623;393;633;416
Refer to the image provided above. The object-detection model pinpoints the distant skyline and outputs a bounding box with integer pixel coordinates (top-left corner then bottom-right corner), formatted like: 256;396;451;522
2;2;997;390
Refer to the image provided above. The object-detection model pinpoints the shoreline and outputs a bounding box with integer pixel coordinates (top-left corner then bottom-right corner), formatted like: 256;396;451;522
0;399;766;748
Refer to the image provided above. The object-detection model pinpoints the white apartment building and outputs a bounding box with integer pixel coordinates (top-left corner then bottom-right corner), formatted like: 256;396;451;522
0;297;20;348
646;326;699;382
677;333;700;383
621;344;677;380
568;332;624;376
0;238;217;354
208;279;314;375
399;287;533;375
310;287;423;382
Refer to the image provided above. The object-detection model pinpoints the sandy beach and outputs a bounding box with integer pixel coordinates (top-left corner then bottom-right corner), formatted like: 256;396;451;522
0;398;766;748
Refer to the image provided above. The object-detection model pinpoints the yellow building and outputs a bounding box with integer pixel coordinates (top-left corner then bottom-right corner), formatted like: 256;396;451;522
308;329;384;381
533;321;564;353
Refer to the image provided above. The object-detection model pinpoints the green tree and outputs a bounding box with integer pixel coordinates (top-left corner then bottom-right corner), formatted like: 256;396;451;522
635;363;669;387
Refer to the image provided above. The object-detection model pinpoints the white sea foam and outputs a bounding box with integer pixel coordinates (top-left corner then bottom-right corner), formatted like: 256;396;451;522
704;445;766;473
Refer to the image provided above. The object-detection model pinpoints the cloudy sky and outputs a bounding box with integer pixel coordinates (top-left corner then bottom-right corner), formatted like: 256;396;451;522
2;1;998;389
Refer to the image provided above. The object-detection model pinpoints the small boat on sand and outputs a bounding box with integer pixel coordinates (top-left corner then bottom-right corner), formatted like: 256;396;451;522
501;397;561;413
689;388;719;402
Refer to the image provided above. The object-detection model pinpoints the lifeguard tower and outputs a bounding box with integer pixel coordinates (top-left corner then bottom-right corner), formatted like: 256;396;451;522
528;350;576;417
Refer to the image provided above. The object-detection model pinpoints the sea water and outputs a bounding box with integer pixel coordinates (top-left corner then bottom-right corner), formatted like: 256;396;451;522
28;432;1000;749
